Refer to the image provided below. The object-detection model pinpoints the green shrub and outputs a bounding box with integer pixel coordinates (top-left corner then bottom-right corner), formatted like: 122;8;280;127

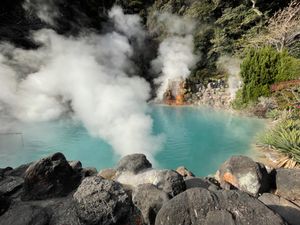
239;47;300;104
259;119;300;163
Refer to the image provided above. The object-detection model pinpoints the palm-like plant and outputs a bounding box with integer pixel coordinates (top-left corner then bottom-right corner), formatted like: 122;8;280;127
259;119;300;164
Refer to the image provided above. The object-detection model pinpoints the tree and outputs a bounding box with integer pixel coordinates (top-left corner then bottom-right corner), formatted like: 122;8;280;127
261;0;300;52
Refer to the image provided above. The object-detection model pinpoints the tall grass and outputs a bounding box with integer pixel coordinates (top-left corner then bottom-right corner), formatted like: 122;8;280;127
259;119;300;163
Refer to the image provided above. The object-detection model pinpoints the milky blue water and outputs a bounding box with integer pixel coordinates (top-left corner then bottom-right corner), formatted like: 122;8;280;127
0;106;265;176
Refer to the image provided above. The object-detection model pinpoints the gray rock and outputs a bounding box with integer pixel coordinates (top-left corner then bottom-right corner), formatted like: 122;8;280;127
73;176;132;225
0;176;24;195
48;196;81;225
275;168;300;202
259;193;300;225
217;155;270;196
81;167;98;177
185;177;221;192
116;169;186;197
22;152;81;200
5;163;32;178
69;160;82;171
98;168;117;179
116;153;152;174
132;184;170;225
155;188;286;225
176;166;195;178
0;203;50;225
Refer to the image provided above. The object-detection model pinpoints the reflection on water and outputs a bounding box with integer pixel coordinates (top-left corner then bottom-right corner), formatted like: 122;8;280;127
0;106;265;176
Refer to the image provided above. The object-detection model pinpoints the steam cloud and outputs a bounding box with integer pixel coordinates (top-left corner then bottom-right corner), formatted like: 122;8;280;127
151;13;198;100
217;56;242;99
0;5;199;157
0;6;163;157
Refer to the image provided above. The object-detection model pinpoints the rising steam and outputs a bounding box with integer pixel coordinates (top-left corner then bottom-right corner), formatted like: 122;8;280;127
151;13;198;100
0;6;163;157
0;5;200;157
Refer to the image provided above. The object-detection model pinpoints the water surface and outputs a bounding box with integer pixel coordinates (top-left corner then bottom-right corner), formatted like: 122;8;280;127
0;105;265;176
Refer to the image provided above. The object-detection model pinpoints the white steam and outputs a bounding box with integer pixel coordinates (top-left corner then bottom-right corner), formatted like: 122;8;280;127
0;6;163;157
151;13;198;100
23;0;61;26
217;56;242;99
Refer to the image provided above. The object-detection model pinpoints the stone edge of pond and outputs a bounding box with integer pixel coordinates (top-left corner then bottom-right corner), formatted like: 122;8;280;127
0;152;299;225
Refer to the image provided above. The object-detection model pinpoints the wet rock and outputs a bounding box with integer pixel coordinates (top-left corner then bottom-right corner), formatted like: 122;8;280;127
69;160;82;171
217;155;270;196
73;176;132;225
259;193;300;225
98;168;117;180
0;192;10;216
132;184;170;225
81;167;98;177
116;153;152;174
22;152;81;200
0;203;50;225
184;177;221;191
275;168;300;202
0;167;12;179
116;169;186;197
155;188;286;225
5;163;32;178
0;176;24;195
176;166;194;178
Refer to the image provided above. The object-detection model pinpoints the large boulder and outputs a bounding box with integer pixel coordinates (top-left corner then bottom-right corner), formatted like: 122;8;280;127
0;203;50;225
73;176;132;225
132;184;170;225
0;176;24;195
275;168;300;202
259;193;300;225
22;152;81;200
116;169;186;197
216;155;270;196
155;188;287;225
116;154;152;174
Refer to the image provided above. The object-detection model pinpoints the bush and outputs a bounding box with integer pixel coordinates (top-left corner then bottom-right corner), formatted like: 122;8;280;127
259;119;300;163
239;47;300;104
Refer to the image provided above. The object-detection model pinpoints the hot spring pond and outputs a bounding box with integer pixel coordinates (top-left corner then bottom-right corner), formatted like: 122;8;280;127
0;105;265;176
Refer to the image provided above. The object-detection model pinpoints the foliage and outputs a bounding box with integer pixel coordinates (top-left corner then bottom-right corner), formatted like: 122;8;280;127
239;46;300;104
253;0;300;54
259;119;300;163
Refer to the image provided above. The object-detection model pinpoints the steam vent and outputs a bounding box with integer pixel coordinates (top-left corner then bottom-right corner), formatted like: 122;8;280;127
163;79;186;105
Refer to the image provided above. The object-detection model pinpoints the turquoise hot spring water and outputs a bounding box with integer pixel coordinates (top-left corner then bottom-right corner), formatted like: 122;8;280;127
0;105;265;176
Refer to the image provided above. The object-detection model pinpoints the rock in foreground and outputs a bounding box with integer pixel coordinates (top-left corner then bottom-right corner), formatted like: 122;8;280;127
155;188;287;225
73;176;132;225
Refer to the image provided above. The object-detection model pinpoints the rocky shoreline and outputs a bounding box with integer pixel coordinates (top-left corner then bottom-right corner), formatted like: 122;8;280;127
0;153;299;225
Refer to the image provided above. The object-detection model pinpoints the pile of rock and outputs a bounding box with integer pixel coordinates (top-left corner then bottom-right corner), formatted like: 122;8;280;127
0;153;299;225
184;79;232;108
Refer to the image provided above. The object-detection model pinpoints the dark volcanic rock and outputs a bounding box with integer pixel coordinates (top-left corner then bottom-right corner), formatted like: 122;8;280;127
275;168;300;202
259;193;300;225
217;155;270;196
185;177;221;191
133;184;170;225
0;192;10;216
155;188;287;225
48;196;81;225
73;176;132;225
116;153;152;174
22;152;81;200
0;203;50;225
5;163;32;178
0;176;24;195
